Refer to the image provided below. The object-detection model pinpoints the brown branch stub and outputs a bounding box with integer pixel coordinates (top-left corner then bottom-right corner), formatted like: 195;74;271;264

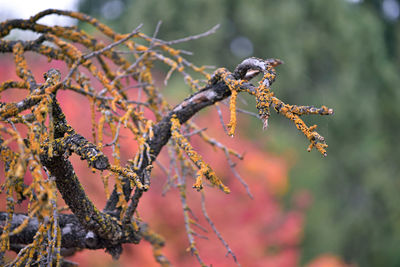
63;133;110;170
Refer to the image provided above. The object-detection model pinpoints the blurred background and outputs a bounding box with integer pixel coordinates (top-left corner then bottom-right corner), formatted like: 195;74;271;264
1;0;400;266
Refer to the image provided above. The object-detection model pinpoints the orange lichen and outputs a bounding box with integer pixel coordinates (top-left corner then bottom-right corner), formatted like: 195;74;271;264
170;115;230;193
210;58;332;156
0;80;28;92
0;9;332;266
227;89;238;136
108;164;148;190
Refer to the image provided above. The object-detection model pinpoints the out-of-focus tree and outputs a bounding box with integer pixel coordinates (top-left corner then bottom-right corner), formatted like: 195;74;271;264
78;0;400;266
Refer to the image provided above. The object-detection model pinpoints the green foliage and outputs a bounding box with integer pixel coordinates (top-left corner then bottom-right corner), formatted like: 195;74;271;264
79;0;400;266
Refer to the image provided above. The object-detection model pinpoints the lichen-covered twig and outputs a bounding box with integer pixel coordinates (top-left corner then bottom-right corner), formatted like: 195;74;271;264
170;146;207;267
0;9;333;266
170;115;230;193
211;57;333;156
141;226;172;267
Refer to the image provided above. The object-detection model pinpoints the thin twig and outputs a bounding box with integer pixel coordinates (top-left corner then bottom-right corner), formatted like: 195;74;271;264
183;127;207;137
221;101;259;119
156;24;220;45
62;24;143;85
114;48;194;55
215;104;229;135
123;187;143;223
65;85;149;106
155;159;172;185
104;119;122;147
171;144;207;266
223;149;253;199
201;192;241;266
236;107;259;119
114;21;161;92
82;24;143;61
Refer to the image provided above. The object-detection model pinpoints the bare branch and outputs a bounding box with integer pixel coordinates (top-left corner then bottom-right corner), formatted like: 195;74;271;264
0;9;333;266
155;24;220;45
201;193;241;266
82;24;143;61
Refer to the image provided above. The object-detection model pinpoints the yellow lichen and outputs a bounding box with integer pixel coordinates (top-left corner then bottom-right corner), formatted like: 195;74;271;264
0;10;332;266
170;115;230;193
227;89;238;137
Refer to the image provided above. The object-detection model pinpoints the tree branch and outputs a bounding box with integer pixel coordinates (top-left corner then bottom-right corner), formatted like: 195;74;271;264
0;8;334;265
0;212;146;251
104;79;234;212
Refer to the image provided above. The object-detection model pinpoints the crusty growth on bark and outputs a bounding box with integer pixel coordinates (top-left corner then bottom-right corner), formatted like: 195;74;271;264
0;9;333;266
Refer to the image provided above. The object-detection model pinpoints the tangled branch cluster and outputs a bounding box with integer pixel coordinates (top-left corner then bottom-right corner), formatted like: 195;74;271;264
0;9;333;266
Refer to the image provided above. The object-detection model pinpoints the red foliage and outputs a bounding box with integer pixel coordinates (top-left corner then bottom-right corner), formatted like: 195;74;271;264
60;85;304;266
0;55;344;267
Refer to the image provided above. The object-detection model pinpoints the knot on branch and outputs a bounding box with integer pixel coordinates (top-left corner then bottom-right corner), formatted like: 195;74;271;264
43;68;61;86
63;133;110;170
